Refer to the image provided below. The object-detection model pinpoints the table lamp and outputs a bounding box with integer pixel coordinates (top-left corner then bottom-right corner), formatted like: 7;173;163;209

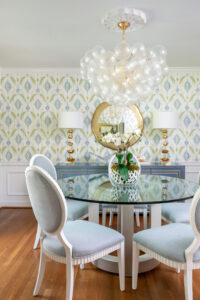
153;111;178;163
58;111;84;163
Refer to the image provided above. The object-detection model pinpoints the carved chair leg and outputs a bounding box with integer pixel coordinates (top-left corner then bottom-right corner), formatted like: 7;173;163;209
109;211;113;226
33;249;46;296
102;208;106;226
117;242;125;291
143;209;147;229
80;264;84;270
135;211;140;227
33;224;41;249
132;241;139;290
66;257;74;300
184;268;193;300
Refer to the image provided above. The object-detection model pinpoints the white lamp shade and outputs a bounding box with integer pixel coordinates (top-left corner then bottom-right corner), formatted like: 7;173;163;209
58;111;84;129
153;111;178;129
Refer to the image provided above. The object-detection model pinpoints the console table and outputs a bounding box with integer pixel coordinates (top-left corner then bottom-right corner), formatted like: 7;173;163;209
141;164;185;179
55;162;185;179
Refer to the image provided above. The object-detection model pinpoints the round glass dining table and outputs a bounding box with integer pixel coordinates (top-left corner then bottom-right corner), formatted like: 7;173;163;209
58;173;199;276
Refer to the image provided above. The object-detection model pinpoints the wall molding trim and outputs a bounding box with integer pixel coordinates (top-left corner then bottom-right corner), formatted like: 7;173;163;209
1;67;80;74
1;67;200;74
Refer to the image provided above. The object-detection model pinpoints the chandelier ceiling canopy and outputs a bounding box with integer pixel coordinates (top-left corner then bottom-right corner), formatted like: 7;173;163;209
80;8;168;106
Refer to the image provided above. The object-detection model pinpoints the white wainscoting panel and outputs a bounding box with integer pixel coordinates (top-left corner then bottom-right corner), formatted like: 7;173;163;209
0;162;199;208
7;172;28;196
0;163;30;207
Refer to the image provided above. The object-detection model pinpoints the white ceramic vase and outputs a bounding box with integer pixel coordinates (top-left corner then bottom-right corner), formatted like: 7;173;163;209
108;152;141;186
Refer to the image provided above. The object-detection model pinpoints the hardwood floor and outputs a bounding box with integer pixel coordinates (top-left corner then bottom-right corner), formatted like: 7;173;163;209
1;208;200;300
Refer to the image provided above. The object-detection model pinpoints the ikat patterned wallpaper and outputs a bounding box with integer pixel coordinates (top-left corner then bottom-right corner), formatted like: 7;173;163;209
0;69;199;163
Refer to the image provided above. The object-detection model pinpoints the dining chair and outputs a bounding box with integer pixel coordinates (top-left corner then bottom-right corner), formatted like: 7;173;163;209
30;154;88;249
25;166;125;300
132;186;200;300
102;204;148;229
162;202;190;223
161;173;200;224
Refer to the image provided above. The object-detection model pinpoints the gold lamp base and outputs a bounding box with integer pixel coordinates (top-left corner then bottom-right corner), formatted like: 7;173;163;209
67;157;75;163
67;129;76;163
160;129;169;163
161;157;169;162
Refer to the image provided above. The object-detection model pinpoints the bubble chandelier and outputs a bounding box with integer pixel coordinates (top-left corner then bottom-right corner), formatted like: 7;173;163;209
80;8;168;106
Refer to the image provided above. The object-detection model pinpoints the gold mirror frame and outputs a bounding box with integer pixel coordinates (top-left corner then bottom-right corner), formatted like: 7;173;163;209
91;102;144;151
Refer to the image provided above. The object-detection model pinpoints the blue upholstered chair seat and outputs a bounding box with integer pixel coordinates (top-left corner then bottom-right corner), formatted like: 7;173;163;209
162;203;190;223
43;220;124;258
67;200;88;221
133;223;200;262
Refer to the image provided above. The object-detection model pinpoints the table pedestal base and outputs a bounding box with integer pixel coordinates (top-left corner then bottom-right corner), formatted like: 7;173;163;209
89;203;161;277
94;254;159;277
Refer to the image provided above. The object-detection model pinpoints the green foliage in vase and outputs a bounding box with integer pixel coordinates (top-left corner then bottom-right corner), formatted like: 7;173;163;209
111;151;139;182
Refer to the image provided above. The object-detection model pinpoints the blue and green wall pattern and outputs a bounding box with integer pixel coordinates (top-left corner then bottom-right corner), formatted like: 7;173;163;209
0;69;199;163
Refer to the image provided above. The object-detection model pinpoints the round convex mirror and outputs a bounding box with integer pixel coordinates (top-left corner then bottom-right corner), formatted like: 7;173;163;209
91;102;144;151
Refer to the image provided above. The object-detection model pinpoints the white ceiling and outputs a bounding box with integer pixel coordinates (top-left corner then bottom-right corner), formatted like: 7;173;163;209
0;0;200;68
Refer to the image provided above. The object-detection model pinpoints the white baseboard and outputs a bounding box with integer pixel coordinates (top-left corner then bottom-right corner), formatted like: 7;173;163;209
1;201;31;207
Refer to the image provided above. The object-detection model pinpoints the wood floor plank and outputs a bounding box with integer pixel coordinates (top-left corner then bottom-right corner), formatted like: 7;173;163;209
1;208;200;300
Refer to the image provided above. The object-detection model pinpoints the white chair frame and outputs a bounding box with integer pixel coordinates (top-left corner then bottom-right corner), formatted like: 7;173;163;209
132;187;200;300
30;154;58;249
30;154;88;250
26;166;125;300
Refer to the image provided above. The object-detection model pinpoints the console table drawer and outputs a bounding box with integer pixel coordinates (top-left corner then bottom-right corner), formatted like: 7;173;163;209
141;165;185;179
56;164;107;179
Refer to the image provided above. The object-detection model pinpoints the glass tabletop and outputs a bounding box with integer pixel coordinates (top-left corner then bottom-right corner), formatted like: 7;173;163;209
58;174;199;205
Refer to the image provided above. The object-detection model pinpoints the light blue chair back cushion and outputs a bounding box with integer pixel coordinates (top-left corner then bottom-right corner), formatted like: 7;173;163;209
26;168;62;234
30;155;57;180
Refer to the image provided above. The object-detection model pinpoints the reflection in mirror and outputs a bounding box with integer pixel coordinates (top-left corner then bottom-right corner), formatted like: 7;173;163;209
92;102;144;150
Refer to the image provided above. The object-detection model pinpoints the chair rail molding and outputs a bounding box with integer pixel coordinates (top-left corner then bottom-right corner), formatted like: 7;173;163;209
0;161;200;208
